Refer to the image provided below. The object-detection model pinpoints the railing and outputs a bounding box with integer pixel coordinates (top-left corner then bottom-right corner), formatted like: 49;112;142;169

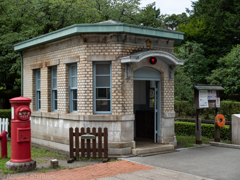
69;127;108;162
0;118;8;137
175;118;232;140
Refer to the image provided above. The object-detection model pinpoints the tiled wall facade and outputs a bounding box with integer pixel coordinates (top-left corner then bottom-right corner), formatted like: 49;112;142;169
23;33;176;148
23;34;175;114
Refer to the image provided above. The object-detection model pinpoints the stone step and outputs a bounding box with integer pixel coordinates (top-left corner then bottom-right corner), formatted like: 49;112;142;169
137;150;178;157
132;144;174;155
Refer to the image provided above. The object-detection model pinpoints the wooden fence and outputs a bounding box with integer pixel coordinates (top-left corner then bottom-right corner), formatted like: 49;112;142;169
69;127;108;160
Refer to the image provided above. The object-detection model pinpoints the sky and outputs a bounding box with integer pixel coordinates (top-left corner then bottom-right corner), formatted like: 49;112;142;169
140;0;197;15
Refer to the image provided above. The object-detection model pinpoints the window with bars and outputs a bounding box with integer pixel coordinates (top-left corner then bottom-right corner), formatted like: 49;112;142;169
51;66;57;112
35;69;41;111
69;64;77;113
93;62;111;114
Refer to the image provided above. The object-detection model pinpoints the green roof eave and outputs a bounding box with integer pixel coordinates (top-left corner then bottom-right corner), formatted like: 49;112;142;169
14;23;184;51
192;85;225;91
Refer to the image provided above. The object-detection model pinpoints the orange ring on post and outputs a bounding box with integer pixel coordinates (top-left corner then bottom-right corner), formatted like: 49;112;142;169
215;114;226;127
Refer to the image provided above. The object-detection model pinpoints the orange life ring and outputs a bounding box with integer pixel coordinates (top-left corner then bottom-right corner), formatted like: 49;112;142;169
215;114;226;127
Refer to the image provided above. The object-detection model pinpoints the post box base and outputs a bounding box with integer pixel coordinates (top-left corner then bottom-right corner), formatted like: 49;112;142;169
6;160;36;172
10;158;32;163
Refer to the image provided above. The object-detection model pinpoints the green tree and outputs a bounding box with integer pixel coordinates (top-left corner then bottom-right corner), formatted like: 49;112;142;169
164;13;189;30
136;2;163;28
0;0;98;90
207;45;240;99
184;0;240;59
95;0;140;24
174;66;193;102
0;0;167;91
175;41;210;84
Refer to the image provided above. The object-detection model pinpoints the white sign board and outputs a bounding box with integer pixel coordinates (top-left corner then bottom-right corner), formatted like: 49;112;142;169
208;90;216;100
216;97;220;108
199;90;209;108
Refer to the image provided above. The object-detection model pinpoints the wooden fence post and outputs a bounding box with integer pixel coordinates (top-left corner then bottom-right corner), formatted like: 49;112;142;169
98;127;102;158
104;128;108;158
92;127;96;158
75;127;79;158
81;127;85;158
69;127;73;159
87;127;91;158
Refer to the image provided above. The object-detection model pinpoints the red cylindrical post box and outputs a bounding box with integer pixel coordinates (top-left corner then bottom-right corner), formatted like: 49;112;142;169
9;97;32;163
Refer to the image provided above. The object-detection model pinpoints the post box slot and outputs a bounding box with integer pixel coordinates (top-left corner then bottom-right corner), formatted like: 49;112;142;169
17;128;31;142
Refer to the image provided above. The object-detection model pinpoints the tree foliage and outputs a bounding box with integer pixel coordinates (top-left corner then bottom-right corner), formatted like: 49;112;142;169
174;66;193;103
183;0;240;59
164;13;189;30
174;0;240;101
207;45;240;98
136;2;163;28
0;0;163;91
175;41;209;84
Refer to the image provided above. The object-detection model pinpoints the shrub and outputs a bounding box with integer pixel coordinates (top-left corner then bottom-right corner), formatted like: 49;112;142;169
174;100;195;117
219;101;240;121
175;100;240;121
175;121;230;140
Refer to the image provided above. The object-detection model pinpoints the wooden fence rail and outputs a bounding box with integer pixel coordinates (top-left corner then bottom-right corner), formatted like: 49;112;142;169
69;127;108;161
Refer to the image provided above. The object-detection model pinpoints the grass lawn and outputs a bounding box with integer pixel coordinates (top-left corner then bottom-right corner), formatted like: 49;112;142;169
176;135;231;148
0;141;117;174
0;141;67;174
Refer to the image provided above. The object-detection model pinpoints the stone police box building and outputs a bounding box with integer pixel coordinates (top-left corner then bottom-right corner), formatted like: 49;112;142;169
14;20;184;155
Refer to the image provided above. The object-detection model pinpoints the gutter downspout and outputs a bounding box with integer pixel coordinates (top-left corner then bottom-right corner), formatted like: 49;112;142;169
18;51;23;96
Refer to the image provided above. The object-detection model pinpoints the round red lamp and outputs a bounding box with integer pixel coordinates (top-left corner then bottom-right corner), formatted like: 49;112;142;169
149;57;157;65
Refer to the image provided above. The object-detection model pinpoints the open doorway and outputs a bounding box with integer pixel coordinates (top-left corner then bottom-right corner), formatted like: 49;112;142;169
134;80;155;142
133;67;161;144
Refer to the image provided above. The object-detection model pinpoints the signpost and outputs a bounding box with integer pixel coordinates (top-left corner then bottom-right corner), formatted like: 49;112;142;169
192;84;224;144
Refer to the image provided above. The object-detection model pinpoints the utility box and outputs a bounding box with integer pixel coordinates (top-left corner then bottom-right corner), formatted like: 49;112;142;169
232;114;240;145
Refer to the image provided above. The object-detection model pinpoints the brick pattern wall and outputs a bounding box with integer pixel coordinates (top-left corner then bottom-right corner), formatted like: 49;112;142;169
162;78;174;112
85;44;123;115
23;34;175;116
57;61;69;113
78;45;93;114
40;67;51;112
121;44;175;114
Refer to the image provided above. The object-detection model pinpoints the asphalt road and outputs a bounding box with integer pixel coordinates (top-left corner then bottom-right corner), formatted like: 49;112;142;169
124;146;240;180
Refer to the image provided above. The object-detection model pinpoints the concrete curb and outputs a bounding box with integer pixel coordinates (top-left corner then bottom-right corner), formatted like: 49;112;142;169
210;142;240;149
176;144;210;151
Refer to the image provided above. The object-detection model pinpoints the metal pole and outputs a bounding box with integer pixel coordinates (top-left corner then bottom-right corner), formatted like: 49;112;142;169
214;109;220;142
18;51;23;96
195;109;202;144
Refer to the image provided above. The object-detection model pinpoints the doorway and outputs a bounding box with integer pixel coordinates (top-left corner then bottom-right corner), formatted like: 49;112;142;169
133;67;161;144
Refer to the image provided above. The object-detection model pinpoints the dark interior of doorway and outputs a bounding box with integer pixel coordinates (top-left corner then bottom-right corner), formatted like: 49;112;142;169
134;80;155;142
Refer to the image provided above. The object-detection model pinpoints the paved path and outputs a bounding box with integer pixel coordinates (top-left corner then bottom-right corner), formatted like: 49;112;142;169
4;146;239;180
5;160;153;180
4;159;210;180
98;166;212;180
124;146;240;180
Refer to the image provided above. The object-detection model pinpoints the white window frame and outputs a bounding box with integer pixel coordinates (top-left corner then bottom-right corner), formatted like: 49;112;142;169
51;66;57;112
93;61;112;114
69;64;77;113
35;69;41;111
